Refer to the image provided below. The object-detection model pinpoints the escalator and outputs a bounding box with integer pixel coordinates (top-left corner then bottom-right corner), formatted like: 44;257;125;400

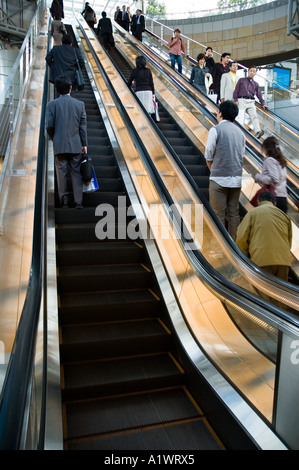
143;27;299;180
0;17;295;451
114;24;299;207
55;56;225;450
104;43;299;287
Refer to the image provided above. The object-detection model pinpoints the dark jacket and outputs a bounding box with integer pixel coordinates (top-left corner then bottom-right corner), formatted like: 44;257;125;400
97;17;112;35
131;14;145;34
127;67;154;93
205;56;215;73
211;62;230;93
46;45;84;86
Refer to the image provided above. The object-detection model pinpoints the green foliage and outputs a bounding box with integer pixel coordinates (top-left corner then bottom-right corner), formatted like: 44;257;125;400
217;0;262;12
146;0;167;18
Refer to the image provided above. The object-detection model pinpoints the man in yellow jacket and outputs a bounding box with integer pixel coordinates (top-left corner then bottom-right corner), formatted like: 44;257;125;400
236;191;292;282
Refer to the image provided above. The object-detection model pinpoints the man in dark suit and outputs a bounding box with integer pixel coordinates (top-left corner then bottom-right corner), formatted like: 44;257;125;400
120;5;130;31
46;75;87;208
46;34;84;93
97;11;115;49
131;9;145;41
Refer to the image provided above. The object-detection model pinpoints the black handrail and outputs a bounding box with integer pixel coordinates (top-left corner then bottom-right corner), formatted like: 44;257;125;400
0;30;50;450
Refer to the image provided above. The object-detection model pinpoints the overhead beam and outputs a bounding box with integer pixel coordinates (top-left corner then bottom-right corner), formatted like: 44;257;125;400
287;0;299;39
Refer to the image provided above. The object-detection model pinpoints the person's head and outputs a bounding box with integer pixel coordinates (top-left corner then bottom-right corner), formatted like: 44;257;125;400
136;55;146;69
55;75;72;95
229;61;238;73
257;190;276;206
136;9;142;15
122;5;126;10
218;100;239;122
197;53;206;66
261;136;287;168
248;66;257;79
102;11;107;17
205;47;213;56
221;53;231;65
62;34;72;45
174;28;181;37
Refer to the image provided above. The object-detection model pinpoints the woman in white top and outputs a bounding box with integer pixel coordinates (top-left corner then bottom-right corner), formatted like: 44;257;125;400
255;136;288;213
51;13;67;45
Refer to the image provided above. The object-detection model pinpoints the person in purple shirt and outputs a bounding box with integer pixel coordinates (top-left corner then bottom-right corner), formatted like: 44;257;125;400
233;66;268;139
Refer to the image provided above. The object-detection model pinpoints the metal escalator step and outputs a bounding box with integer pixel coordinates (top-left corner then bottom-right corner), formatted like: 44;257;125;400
86;135;110;145
172;146;195;155
167;138;188;147
55;220;135;243
185;164;209;176
192;176;210;188
64;388;202;441
162;130;181;138
67;418;222;450
87;122;105;131
59;289;161;325
60;318;171;362
57;263;151;293
178;154;202;165
157;123;177;131
86;144;112;155
56;240;144;266
92;165;119;177
62;353;184;401
82;191;128;207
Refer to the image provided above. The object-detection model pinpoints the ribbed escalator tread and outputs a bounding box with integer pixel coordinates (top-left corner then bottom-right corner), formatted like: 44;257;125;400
59;288;161;325
62;353;184;401
57;263;151;292
64;387;203;440
56;240;144;265
67;418;222;450
60;318;172;362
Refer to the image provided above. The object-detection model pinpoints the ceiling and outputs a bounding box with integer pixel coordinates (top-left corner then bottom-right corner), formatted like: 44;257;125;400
63;0;139;19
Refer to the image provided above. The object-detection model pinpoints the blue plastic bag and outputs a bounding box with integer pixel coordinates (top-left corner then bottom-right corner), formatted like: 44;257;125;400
83;166;99;192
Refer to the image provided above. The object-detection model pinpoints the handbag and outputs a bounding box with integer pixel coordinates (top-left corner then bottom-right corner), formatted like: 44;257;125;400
250;183;276;207
208;92;218;104
80;154;93;183
74;49;84;91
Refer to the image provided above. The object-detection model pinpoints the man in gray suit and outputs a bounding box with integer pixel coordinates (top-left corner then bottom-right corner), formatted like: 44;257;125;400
220;61;239;102
46;75;87;208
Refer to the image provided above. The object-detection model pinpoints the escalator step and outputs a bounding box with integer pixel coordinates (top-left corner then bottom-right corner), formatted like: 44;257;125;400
185;164;209;176
62;353;184;401
192;176;210;188
57;263;151;293
59;289;161;325
60;318;172;362
67;418;222;450
178;154;202;165
64;388;203;440
172;146;195;155
56;241;144;266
